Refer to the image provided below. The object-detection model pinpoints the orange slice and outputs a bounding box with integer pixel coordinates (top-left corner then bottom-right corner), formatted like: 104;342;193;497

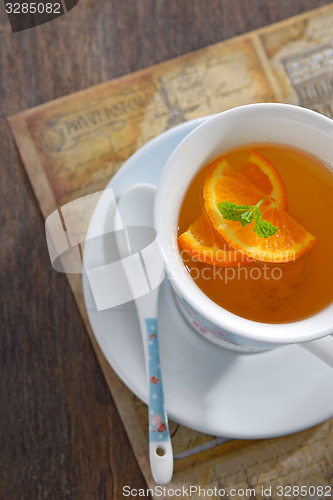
178;151;290;266
203;158;318;263
178;213;250;267
240;151;288;211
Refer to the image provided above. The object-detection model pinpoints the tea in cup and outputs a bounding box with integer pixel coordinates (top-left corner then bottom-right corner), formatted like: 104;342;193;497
154;104;333;353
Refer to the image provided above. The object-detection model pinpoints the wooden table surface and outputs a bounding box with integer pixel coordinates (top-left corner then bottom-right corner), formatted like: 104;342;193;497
0;1;332;498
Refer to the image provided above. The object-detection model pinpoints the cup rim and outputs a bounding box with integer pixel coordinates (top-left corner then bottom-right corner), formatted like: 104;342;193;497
154;103;333;345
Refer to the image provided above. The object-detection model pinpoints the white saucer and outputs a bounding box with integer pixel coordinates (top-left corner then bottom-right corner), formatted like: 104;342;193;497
82;117;333;439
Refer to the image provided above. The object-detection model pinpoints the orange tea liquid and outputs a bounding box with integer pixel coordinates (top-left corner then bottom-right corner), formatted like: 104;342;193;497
178;143;333;323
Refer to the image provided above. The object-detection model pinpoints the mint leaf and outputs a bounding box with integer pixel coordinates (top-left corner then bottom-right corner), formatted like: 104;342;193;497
254;208;278;238
217;201;253;224
217;198;278;238
240;210;254;226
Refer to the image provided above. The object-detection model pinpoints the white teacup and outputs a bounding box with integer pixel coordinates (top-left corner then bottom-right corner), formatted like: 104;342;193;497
154;103;333;357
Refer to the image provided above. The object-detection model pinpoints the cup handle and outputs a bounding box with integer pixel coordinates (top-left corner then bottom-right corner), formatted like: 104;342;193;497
300;335;333;368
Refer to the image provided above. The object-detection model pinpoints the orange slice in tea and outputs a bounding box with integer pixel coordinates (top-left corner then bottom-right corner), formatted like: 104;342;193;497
203;158;318;263
178;151;289;266
178;213;251;267
239;151;288;211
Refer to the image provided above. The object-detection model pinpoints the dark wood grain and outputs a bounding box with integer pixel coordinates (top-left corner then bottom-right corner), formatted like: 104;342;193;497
0;1;331;498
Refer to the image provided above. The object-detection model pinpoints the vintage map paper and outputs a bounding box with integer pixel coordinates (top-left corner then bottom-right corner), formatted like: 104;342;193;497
8;4;333;498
